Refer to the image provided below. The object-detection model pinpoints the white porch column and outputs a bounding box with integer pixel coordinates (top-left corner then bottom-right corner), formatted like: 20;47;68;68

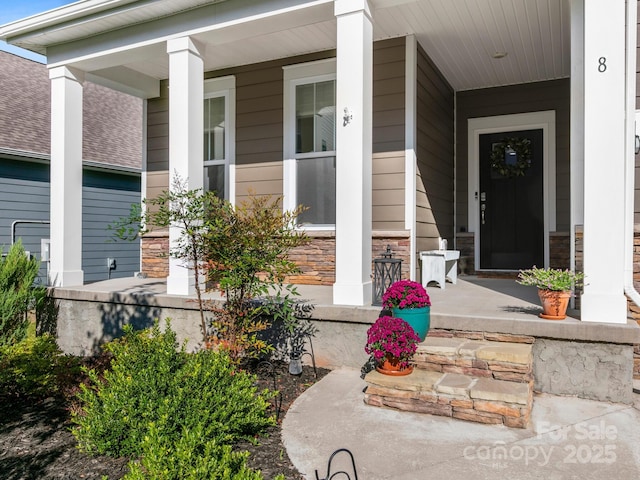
48;66;84;287
166;37;204;295
580;0;627;323
332;0;373;306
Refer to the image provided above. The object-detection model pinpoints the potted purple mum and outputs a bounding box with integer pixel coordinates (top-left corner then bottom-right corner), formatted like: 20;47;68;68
365;315;420;376
382;280;431;341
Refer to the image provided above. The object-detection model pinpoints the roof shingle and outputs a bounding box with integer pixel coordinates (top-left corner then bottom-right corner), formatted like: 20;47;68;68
0;50;142;170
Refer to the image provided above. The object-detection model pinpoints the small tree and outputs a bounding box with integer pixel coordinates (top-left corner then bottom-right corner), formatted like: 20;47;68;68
111;175;226;341
203;193;309;361
0;241;46;346
111;176;311;359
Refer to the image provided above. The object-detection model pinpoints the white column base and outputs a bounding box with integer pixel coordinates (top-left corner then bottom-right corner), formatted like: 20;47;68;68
166;258;195;296
580;292;628;324
333;281;373;306
49;270;84;288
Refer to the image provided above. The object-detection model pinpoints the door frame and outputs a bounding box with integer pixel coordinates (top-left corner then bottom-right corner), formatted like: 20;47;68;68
468;111;556;272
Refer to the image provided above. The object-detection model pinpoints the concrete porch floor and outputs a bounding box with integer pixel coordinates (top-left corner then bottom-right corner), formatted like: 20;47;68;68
72;274;546;319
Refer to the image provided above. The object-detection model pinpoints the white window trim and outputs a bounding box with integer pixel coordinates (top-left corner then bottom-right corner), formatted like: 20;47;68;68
204;75;235;203
283;58;336;230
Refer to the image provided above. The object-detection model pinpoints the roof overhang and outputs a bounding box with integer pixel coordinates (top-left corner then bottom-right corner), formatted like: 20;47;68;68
0;0;570;97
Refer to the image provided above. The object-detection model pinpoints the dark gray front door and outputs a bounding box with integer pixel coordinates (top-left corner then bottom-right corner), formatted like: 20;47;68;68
478;129;544;270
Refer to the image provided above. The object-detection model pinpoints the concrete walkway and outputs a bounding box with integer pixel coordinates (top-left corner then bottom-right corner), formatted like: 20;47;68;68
282;368;640;480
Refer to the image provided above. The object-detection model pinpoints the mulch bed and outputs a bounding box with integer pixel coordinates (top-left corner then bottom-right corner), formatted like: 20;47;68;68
0;360;328;480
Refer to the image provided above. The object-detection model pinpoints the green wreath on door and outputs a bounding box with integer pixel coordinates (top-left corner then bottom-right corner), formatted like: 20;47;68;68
489;137;532;178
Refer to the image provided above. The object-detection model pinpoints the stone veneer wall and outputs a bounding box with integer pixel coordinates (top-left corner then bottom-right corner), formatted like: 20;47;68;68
549;232;570;269
141;232;169;278
141;230;411;286
632;226;640;378
288;231;411;285
630;226;640;322
455;232;475;275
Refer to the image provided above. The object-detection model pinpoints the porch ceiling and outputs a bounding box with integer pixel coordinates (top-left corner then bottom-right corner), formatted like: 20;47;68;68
0;0;570;94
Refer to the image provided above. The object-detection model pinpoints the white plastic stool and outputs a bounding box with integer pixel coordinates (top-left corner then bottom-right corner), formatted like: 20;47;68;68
420;250;460;289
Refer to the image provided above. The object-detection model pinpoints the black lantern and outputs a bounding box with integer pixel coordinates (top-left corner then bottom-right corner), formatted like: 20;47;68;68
373;245;402;306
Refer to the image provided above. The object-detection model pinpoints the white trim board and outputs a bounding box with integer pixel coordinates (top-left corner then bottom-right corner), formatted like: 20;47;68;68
467;110;556;271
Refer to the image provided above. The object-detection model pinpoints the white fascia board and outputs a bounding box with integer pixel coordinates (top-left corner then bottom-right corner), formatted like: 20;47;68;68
39;0;334;68
0;0;136;43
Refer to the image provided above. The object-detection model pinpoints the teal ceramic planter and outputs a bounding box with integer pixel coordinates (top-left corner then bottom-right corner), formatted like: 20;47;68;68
392;306;430;341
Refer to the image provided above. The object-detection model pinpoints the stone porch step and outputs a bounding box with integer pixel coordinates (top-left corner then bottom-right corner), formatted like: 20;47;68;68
364;369;532;428
414;336;533;383
363;338;534;428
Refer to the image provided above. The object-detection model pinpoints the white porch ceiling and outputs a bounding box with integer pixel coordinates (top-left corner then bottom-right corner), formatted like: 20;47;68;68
0;0;570;93
375;0;571;91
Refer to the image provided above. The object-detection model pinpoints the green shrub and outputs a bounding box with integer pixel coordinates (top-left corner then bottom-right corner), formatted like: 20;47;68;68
123;422;266;480
72;321;276;458
0;333;77;398
0;240;46;346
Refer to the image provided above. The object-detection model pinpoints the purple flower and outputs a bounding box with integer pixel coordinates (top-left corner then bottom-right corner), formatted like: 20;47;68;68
381;280;431;310
364;315;421;369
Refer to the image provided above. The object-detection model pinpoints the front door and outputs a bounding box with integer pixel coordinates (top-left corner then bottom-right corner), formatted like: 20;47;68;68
478;129;544;270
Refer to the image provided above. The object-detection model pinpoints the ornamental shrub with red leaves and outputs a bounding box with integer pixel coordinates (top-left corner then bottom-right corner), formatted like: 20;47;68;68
381;280;431;310
364;316;420;368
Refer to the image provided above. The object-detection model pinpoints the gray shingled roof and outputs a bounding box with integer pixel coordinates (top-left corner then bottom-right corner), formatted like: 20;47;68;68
0;51;142;170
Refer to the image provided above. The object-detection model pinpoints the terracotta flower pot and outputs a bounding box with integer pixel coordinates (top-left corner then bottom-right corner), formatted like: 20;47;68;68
375;355;414;376
538;289;571;320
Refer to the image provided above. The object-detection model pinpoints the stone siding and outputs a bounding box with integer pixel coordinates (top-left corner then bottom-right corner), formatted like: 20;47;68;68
141;232;169;278
287;234;336;285
549;232;570;269
455;232;475;275
141;230;411;286
288;232;410;286
630;226;640;321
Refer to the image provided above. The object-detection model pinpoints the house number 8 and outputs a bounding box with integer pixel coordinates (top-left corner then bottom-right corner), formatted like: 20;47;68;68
598;57;607;73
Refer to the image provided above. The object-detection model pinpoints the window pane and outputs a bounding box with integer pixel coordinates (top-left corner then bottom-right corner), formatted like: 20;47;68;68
296;156;336;225
315;80;335;152
204;96;225;161
296;84;315;153
205;164;225;199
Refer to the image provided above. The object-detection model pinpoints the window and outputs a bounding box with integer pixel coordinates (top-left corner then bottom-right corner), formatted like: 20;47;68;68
284;59;336;227
203;77;235;201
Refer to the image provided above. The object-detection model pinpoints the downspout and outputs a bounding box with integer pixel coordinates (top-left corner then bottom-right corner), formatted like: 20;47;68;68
453;91;457;249
405;35;417;280
624;0;640;307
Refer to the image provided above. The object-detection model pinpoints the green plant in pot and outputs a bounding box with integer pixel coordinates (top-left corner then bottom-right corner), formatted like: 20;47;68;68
382;280;431;341
365;315;420;376
517;266;585;320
